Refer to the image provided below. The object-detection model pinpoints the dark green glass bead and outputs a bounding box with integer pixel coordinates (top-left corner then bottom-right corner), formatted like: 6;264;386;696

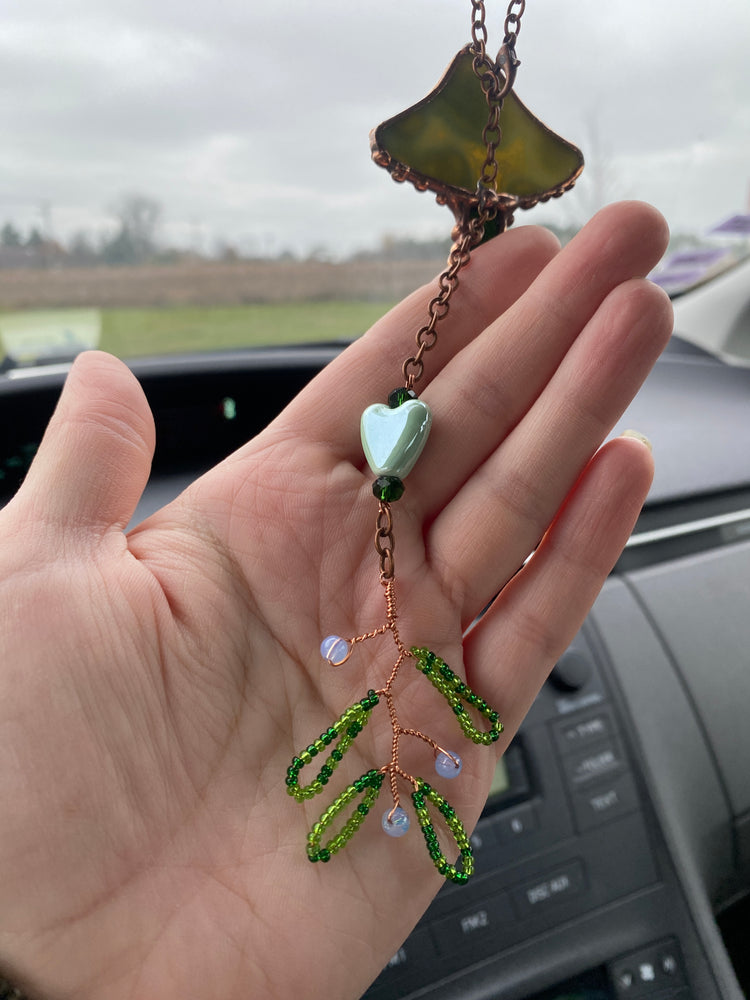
388;386;417;408
372;476;405;502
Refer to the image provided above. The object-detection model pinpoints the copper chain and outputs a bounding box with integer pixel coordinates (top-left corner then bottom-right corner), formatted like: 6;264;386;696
401;0;525;392
382;1;526;580
375;501;396;580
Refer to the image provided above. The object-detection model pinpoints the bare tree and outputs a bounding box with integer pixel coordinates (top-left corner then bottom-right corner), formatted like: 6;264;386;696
102;193;162;265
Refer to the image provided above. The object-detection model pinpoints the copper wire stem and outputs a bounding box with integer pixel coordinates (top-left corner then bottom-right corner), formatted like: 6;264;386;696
356;577;442;818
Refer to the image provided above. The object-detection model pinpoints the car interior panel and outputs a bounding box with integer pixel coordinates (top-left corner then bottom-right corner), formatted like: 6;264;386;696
3;292;750;999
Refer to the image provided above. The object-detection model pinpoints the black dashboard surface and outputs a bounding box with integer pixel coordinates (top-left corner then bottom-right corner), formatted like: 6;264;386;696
1;335;750;1000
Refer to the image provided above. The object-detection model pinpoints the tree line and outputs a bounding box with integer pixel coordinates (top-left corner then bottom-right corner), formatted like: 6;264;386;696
0;195;169;269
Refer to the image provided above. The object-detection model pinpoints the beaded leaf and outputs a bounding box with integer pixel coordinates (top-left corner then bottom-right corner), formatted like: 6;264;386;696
287;642;501;883
412;647;503;746
286;691;379;802
307;770;384;863
411;780;474;884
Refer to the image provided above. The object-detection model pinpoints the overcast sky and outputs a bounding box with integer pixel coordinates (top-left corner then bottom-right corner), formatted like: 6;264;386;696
2;0;750;258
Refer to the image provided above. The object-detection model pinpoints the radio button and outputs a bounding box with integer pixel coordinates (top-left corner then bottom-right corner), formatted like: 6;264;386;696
432;893;514;956
609;938;686;997
549;649;593;691
511;860;586;918
496;802;539;843
366;926;438;994
562;737;627;788
572;771;639;831
553;707;617;754
467;818;501;870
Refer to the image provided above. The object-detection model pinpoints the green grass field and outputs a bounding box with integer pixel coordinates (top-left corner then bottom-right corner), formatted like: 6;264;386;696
100;301;395;357
0;301;397;364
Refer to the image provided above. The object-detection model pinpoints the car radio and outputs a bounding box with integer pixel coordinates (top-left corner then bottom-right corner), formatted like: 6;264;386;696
362;630;695;1000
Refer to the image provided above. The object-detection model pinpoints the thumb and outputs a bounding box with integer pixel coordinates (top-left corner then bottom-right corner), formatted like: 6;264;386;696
15;351;155;535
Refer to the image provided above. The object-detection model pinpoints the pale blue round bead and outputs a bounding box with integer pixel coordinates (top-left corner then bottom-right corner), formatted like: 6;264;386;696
435;751;463;779
382;807;410;837
320;635;351;665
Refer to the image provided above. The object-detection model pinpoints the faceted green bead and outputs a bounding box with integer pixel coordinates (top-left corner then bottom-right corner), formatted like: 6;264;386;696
372;475;405;503
388;386;417;408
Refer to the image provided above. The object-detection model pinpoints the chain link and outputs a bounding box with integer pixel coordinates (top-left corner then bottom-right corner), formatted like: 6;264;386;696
401;0;525;391
504;0;526;45
375;501;396;579
402;218;483;388
384;1;527;574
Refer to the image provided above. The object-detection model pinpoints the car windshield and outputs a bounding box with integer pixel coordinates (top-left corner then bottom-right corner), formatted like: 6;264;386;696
1;1;749;368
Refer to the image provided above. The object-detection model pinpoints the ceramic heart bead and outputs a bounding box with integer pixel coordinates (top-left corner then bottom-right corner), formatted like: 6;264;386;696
361;399;432;478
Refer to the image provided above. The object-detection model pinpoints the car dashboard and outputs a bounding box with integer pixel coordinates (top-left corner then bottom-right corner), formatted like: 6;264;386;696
1;333;750;1000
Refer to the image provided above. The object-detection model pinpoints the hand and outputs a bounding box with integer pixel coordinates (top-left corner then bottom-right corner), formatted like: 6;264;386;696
0;202;672;1000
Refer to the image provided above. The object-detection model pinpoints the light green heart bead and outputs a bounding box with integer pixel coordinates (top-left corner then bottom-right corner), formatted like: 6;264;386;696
360;399;432;478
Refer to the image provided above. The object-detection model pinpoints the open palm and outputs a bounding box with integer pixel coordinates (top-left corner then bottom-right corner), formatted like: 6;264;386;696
0;203;672;1000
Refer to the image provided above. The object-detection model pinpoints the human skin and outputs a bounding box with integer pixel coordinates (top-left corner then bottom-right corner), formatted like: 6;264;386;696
0;202;672;999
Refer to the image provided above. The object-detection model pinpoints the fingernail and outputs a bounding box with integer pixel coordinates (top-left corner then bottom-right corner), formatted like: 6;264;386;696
621;429;653;453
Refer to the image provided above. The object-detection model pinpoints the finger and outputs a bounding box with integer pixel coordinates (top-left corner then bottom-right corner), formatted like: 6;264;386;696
429;275;672;624
409;201;669;513
12;351;155;538
464;433;654;736
268;223;561;463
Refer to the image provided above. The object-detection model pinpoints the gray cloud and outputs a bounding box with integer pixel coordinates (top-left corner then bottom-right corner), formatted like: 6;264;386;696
1;0;749;256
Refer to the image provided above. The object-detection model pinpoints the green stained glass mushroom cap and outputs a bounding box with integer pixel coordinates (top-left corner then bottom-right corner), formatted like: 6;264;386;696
371;46;584;228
